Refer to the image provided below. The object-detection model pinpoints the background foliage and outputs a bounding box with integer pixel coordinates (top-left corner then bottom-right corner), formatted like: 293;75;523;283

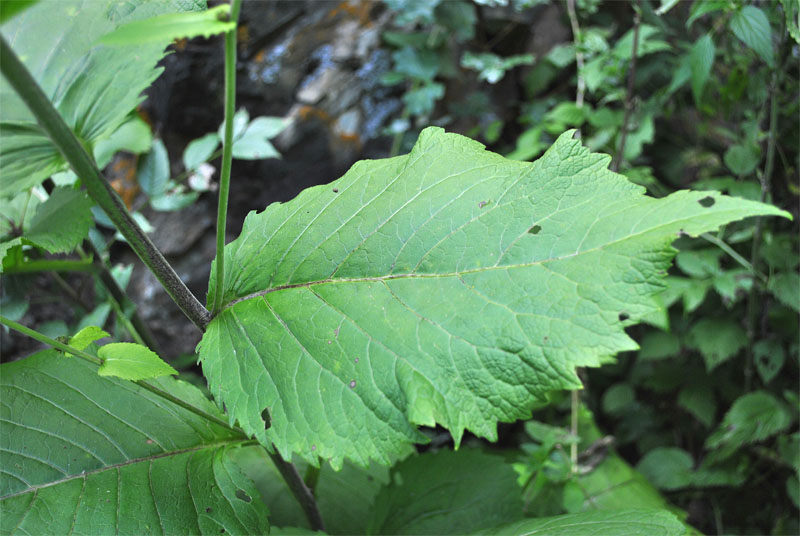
1;0;798;534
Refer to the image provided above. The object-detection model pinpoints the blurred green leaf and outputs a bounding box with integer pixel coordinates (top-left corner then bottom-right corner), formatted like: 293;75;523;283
687;317;748;371
636;448;694;490
729;6;774;67
706;391;793;456
689;34;715;105
183;132;220;170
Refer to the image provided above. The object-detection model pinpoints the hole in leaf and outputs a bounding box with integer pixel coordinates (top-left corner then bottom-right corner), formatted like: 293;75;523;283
311;444;317;451
206;507;212;513
261;408;271;429
528;225;541;235
235;489;252;503
618;312;630;322
699;196;715;207
478;200;489;208
349;380;356;388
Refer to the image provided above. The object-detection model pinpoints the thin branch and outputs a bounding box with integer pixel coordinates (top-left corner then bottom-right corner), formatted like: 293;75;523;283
566;0;585;110
211;0;242;316
0;35;211;332
745;55;782;391
612;3;641;172
269;452;326;532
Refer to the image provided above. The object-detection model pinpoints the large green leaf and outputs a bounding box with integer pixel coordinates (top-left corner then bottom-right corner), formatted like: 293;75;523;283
367;449;522;535
199;127;789;468
475;509;687;536
0;0;204;195
0;351;269;535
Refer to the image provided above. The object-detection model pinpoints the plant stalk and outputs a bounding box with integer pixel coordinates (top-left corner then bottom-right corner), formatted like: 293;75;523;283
0;315;238;433
211;0;242;316
612;3;641;172
269;452;326;532
566;0;585;110
744;58;781;391
0;35;211;332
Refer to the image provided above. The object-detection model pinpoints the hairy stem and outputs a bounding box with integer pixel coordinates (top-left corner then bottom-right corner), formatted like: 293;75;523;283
211;0;242;316
0;315;239;433
269;452;326;532
612;3;641;172
0;35;211;332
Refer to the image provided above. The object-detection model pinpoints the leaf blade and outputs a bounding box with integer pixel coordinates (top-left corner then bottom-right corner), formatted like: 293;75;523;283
200;128;790;468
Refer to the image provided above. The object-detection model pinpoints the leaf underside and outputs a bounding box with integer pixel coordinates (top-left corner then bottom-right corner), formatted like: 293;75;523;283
0;0;204;195
199;127;788;469
0;351;267;535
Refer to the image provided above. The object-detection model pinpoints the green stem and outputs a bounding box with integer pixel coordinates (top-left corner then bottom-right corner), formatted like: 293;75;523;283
0;35;211;332
211;0;242;316
2;258;95;274
0;315;239;433
700;232;766;283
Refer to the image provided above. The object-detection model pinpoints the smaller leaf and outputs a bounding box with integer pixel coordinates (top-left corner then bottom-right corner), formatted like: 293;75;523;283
461;52;534;84
706;391;793;454
768;272;800;312
729;6;775;67
97;342;177;381
678;382;716;427
636;447;694;490
75;303;112;332
402;82;445;116
392;46;440;82
231;119;286;160
68;326;110;352
138;139;170;197
754;340;785;384
150;188;200;212
689;34;715;105
686;317;747;371
602;383;635;415
723;144;760;176
25;187;93;254
639;331;680;361
219;108;251;142
94;115;153;168
183;132;220;171
98;4;235;45
687;0;728;28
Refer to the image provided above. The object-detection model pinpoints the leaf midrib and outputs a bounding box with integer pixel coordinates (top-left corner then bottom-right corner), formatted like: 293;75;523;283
222;204;752;312
0;438;256;501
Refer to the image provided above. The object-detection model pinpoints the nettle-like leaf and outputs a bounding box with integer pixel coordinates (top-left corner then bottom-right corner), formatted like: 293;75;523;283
0;0;204;195
0;351;268;535
199;127;788;468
